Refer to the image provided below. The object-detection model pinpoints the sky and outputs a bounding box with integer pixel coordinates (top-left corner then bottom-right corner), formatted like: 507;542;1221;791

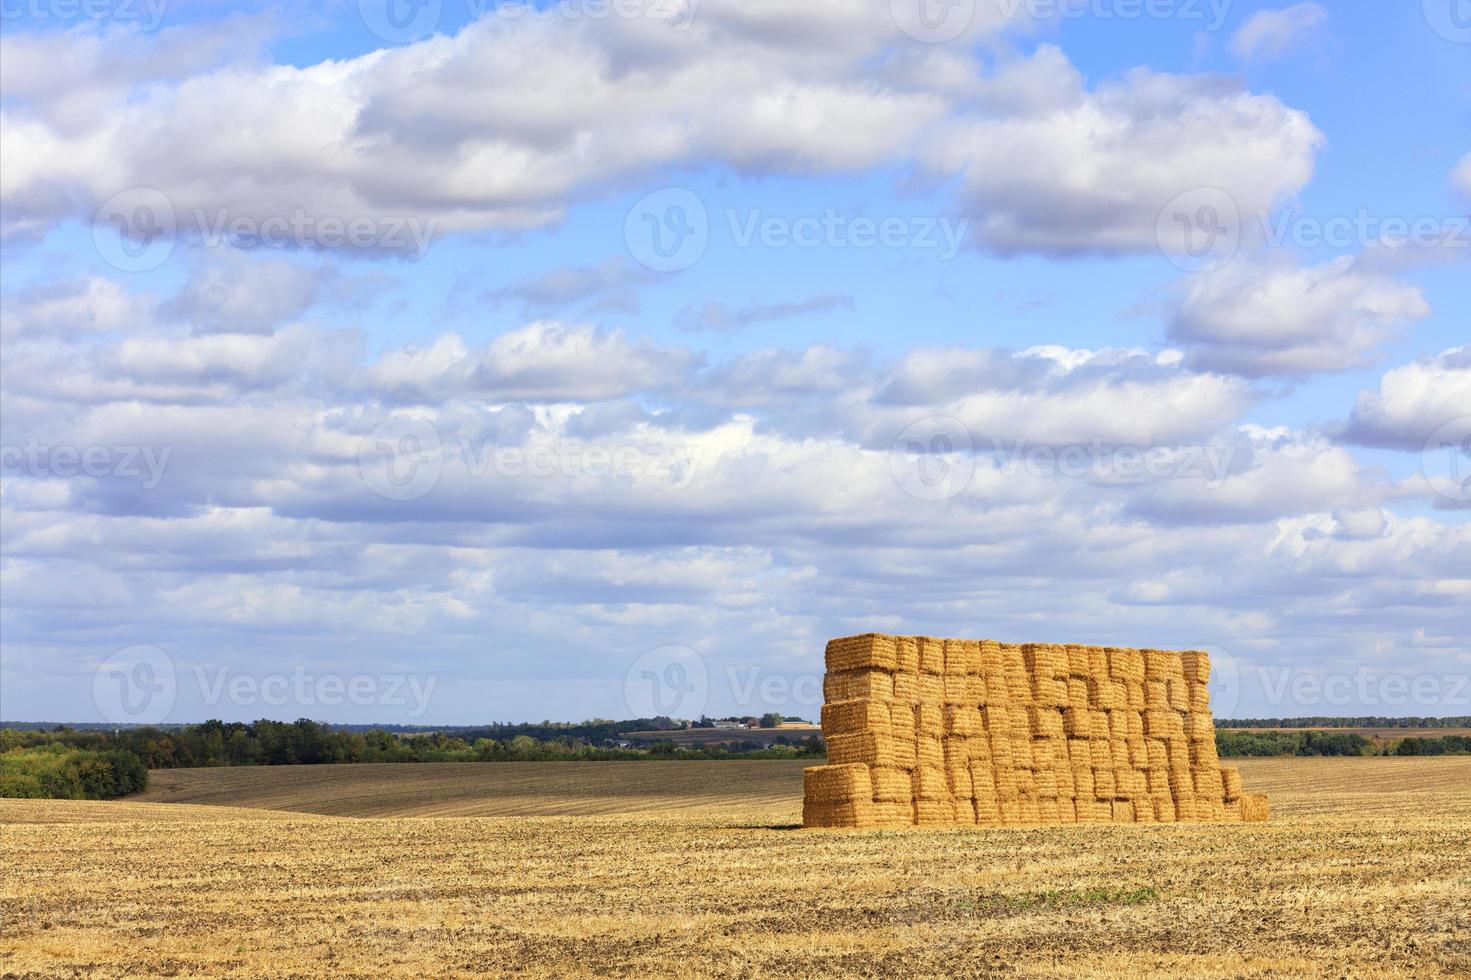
0;0;1468;726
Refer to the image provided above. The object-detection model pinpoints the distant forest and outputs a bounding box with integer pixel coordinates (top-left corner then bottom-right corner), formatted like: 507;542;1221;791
4;716;1468;801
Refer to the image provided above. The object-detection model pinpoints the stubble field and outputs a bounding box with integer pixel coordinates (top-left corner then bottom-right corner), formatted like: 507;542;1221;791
3;757;1468;978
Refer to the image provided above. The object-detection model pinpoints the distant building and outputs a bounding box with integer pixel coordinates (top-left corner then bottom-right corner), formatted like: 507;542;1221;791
710;720;744;730
777;720;816;729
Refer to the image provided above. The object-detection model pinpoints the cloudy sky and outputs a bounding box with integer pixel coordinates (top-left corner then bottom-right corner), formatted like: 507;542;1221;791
1;0;1467;725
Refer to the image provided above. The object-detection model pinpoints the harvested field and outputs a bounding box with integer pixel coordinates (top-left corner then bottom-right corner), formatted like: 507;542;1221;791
3;758;1468;978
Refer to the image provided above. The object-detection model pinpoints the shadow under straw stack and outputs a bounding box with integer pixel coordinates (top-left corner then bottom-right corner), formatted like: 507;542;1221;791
804;633;1269;829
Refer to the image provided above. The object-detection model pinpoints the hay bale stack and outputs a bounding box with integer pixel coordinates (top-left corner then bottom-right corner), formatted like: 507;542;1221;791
805;634;1267;829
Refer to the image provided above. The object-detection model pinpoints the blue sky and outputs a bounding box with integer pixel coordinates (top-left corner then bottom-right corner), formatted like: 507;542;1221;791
1;0;1467;725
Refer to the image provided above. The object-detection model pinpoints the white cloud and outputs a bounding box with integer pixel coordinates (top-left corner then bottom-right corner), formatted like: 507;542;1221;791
927;68;1322;256
1169;256;1430;377
1341;347;1471;451
1230;3;1328;63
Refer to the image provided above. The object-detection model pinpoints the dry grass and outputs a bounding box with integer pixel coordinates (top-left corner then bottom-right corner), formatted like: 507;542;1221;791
3;758;1469;978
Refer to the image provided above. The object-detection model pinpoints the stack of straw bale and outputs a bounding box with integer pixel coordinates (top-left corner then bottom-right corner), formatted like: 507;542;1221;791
806;634;1268;829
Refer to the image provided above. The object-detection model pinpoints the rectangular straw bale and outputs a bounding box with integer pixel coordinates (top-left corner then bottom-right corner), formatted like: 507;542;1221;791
967;735;991;763
1022;643;1068;679
1107;711;1128;740
827;732;912;768
1144;649;1183;681
942;673;970;704
911;765;951;801
1126;738;1149;768
1017;797;1042;823
871;801;912;828
1146;738;1170;769
917;673;944;705
1087;711;1112;742
1132;798;1156;823
1068;678;1092;710
1179;649;1210;684
1188;681;1211;713
825;668;896;703
804;764;873;803
822;699;892;737
1063;708;1090;739
1240;793;1270;822
1108;647;1146;683
1147;767;1171;796
966;675;990;703
1145;679;1169;708
1055;764;1076;800
826;634;899;673
917;636;946;675
915;735;944;769
891;671;919;704
870;766;913;803
1001;644;1032;701
1110;800;1134;823
894;635;920;673
973;794;1000;826
1152;796;1176;823
1144;710;1182;738
1185;713;1214;741
1035;768;1059;798
948;765;974;799
1090;739;1114;769
1068;738;1093;768
945;704;982;736
1221;799;1242;822
1072;766;1095;799
943;736;972;770
994;768;1020;803
803;799;875;828
1220;766;1243;801
914;799;953;826
1165;678;1189;711
1032;675;1069;707
1193;767;1225;800
946;638;982;676
1030;737;1060;770
1090;678;1119;711
1092;768;1116;799
1063;644;1088;677
889;703;916;739
915;703;944;736
979;640;1005;680
1191;736;1221;770
1030;707;1066;740
1126;681;1146;710
952;798;978;824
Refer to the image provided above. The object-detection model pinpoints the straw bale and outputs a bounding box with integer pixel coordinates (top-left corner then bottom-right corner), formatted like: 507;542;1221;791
891;671;919;704
1188;681;1211;713
1220;766;1243;801
826;634;899;673
1240;793;1270;822
822;699;892;737
1030;707;1066;740
918;636;945;675
1179;649;1210;684
943;674;972;705
1067;678;1091;710
827;732;911;768
804;764;873;803
948;765;974;799
803;799;875;828
870;766;913;803
915;703;944;736
889;704;916;739
894;635;920;673
911;765;951;801
913;799;953;826
1073;767;1095;798
915;735;944;769
824;668;895;703
918;673;944;705
946;638;982;676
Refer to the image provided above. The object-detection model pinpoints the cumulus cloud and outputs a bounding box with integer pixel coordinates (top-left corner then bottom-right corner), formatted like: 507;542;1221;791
1230;3;1328;63
1168;256;1430;377
1;19;1323;263
926;66;1322;256
1339;347;1471;451
157;253;381;335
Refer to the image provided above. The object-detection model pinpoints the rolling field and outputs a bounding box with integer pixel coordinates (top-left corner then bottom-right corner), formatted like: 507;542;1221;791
4;758;1469;977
